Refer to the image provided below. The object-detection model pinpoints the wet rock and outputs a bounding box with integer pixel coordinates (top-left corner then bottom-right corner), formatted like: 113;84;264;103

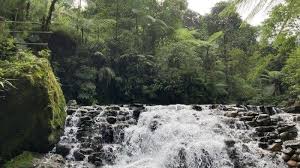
268;133;279;139
119;111;129;116
224;111;238;118
96;106;103;111
284;140;300;149
259;137;269;143
94;161;104;166
192;105;202;111
102;126;114;143
67;100;77;106
133;110;141;120
130;103;144;108
240;116;254;121
259;106;266;113
246;121;257;127
242;112;259;117
106;110;118;117
282;147;295;155
287;160;298;167
88;152;103;164
209;104;219;109
91;144;103;152
150;120;159;131
282;153;291;162
256;118;272;126
67;108;77;115
285;105;300;113
117;115;126;121
83;106;95;111
274;139;283;144
258;142;268;149
87;110;99;118
280;132;297;141
74;150;85;161
55;144;71;157
278;124;297;133
81;142;91;148
178;148;188;168
80;148;93;155
224;139;235;148
106;106;120;111
107;116;117;124
255;126;275;133
128;118;137;125
268;143;282;152
256;114;270;120
65;117;72;127
290;154;300;162
265;106;275;115
78;116;93;127
80;116;91;122
222;106;236;111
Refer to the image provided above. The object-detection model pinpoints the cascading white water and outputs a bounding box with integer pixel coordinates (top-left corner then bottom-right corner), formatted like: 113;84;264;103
104;105;287;168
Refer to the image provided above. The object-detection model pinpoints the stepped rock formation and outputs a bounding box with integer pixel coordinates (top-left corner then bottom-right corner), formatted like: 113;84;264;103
35;103;300;168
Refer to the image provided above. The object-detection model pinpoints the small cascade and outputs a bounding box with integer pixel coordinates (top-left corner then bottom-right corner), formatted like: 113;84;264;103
103;105;285;168
37;104;300;168
53;104;145;168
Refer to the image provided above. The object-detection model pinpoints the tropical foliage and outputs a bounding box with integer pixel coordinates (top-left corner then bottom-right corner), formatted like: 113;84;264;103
0;0;299;106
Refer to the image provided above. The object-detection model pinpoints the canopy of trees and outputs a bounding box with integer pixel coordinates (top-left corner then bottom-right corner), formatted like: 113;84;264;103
0;0;299;106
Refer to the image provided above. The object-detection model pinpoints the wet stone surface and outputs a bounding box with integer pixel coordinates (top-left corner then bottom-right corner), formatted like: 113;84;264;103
43;104;300;168
54;104;145;167
223;104;300;168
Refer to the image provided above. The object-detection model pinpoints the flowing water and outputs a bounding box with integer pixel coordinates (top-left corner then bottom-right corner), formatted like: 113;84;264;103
51;105;289;168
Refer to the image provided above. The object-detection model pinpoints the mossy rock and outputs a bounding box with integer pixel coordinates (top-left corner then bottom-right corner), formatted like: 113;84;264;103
3;151;41;168
0;51;66;160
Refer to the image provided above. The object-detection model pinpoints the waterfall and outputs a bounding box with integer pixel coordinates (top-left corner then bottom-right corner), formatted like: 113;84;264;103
104;105;285;168
44;104;292;168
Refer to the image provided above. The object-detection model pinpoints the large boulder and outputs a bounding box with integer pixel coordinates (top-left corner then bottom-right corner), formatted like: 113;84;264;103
0;54;66;161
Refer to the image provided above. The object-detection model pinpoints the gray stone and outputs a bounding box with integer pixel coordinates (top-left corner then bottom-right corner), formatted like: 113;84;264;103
282;147;295;155
55;144;71;157
255;126;275;133
74;150;85;161
240;116;254;121
280;132;298;141
285;105;300;113
67;100;77;106
192;105;203;111
282;153;291;162
107;116;117;124
284;140;300;149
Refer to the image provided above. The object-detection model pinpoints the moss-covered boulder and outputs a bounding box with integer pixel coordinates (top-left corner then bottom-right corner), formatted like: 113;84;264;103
3;151;41;168
0;51;66;161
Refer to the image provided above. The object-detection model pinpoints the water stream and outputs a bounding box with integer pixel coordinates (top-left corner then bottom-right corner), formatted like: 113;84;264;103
48;104;290;168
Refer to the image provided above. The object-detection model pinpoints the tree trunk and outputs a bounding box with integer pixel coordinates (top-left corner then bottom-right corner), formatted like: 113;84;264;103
115;0;119;40
42;0;58;30
25;1;30;19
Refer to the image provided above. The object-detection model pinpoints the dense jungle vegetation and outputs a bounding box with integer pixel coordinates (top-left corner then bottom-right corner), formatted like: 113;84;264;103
0;0;299;106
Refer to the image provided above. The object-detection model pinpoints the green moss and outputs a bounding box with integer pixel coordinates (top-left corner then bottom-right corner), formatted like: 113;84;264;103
0;50;66;160
3;151;40;168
